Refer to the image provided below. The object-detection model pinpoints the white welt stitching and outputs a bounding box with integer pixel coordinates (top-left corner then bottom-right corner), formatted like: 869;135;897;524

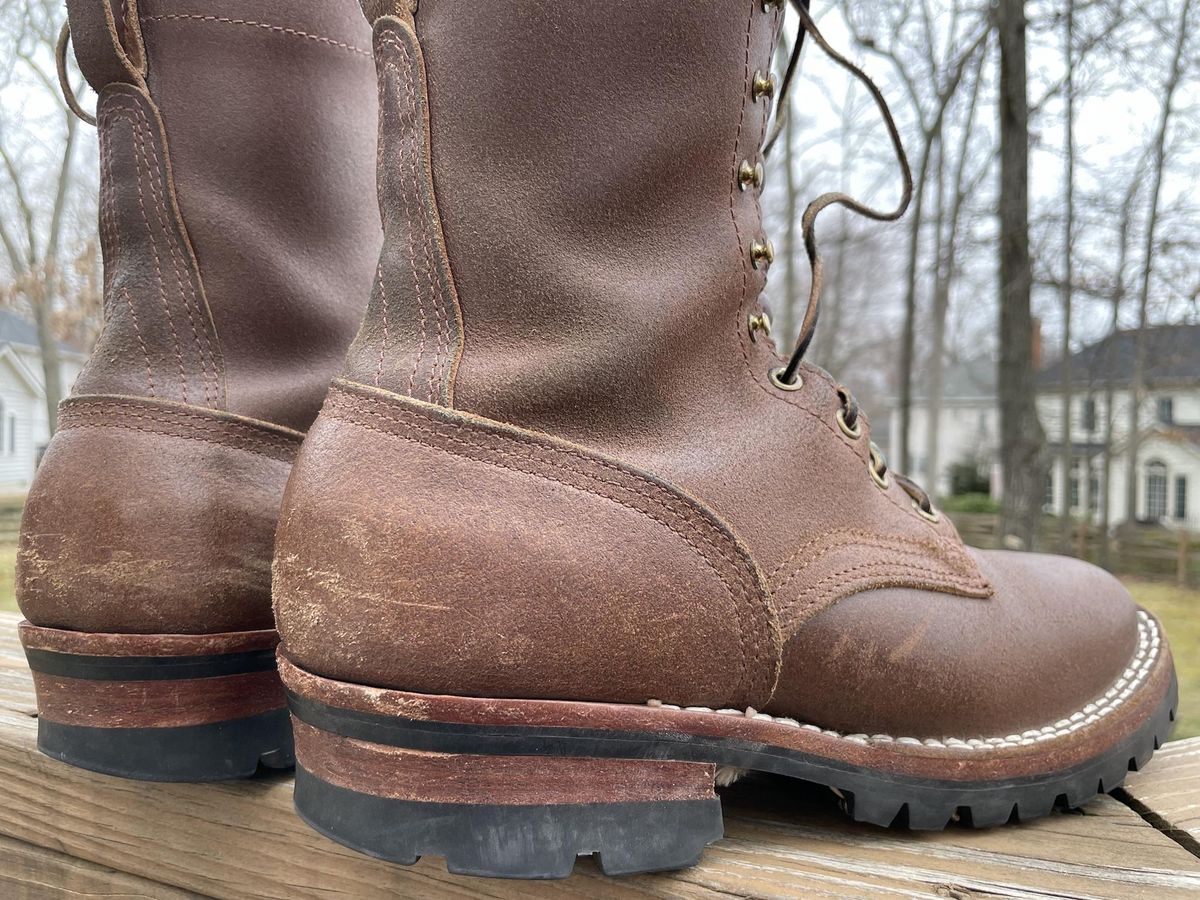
647;611;1162;752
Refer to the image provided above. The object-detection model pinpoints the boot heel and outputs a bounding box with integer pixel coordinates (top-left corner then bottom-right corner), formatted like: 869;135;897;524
290;715;724;879
19;621;293;781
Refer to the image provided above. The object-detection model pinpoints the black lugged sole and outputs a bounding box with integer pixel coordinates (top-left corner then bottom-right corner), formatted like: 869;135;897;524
38;709;296;782
287;673;1177;878
294;767;724;878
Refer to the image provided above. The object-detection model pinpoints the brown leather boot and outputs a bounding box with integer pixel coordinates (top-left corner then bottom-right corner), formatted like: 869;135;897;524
16;0;380;781
274;0;1177;876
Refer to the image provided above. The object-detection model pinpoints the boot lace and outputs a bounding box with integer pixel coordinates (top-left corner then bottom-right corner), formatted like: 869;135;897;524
753;1;937;523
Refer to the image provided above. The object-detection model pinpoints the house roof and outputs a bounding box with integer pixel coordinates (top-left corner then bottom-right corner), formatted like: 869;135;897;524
0;308;87;357
1037;324;1200;391
912;356;997;402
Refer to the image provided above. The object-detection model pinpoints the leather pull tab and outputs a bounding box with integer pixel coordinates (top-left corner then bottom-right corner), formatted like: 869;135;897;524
361;0;416;26
65;0;147;92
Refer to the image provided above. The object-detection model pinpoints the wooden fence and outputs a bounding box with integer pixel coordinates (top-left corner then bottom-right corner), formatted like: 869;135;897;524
949;513;1199;588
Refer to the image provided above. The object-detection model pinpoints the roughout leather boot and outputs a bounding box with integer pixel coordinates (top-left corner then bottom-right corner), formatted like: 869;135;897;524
274;0;1177;877
16;0;379;781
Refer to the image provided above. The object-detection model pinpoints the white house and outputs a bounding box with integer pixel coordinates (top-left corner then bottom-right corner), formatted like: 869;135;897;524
894;324;1200;532
0;310;87;493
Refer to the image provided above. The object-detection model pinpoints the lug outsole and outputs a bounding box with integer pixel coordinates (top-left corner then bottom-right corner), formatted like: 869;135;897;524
285;672;1177;878
294;767;723;878
37;709;296;782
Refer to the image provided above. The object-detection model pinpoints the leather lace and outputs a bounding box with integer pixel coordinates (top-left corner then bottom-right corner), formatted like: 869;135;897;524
763;1;933;516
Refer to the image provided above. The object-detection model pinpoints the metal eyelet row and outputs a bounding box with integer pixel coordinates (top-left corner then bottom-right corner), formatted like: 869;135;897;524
753;1;785;391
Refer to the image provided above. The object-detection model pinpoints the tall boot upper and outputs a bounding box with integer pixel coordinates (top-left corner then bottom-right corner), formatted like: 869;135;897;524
276;0;1165;746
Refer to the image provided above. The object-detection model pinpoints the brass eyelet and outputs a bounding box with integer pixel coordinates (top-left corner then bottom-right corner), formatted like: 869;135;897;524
752;71;777;102
913;500;941;524
868;444;890;490
869;463;890;490
750;239;775;269
762;0;784;10
748;311;772;342
738;159;765;192
769;366;803;392
836;407;862;440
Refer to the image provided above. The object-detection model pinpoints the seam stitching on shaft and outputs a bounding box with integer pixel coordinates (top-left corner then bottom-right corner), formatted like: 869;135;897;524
101;100;189;402
139;15;372;57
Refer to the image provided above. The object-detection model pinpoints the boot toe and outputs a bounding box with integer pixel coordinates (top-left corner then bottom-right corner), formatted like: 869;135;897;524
766;549;1157;743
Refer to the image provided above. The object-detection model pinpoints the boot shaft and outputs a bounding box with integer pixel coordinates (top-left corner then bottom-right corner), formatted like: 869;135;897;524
71;0;381;430
345;0;782;440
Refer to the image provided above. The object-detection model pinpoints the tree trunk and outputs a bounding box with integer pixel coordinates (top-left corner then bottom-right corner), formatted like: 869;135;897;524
1124;0;1191;528
1058;0;1075;550
996;0;1045;550
1101;174;1142;567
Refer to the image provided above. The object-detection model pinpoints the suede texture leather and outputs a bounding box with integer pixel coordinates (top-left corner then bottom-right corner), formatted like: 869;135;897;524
275;383;780;710
277;0;1165;740
19;397;301;634
19;0;379;638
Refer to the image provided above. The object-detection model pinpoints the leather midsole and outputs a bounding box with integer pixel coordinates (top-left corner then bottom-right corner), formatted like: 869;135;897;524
278;647;1175;784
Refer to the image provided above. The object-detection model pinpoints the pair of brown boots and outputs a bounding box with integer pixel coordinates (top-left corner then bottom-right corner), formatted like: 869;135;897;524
18;0;1176;880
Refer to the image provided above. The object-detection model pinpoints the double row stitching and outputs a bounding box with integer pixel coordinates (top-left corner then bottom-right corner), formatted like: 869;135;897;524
123;99;216;406
100;102;188;402
768;526;972;584
378;43;429;399
772;530;985;597
779;557;989;635
120;288;155;395
388;31;449;402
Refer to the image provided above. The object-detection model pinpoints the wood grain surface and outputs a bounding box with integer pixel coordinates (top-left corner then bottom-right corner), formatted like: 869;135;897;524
0;611;1197;898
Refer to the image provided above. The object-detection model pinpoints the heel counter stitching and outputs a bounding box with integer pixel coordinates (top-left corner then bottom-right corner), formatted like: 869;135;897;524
58;397;302;463
327;385;779;707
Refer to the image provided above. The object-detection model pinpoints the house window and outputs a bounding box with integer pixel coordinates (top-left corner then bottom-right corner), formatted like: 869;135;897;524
1068;465;1081;511
1081;398;1097;433
7;414;14;455
1145;461;1169;519
1043;471;1054;510
1157;396;1174;425
1089;472;1101;513
1177;476;1189;521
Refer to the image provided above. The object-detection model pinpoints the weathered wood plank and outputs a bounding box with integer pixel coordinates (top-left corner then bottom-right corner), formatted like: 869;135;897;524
0;611;1197;899
1121;736;1200;856
0;833;198;899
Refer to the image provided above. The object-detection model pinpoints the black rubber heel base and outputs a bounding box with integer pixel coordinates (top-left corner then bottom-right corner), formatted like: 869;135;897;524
37;708;295;782
294;766;724;879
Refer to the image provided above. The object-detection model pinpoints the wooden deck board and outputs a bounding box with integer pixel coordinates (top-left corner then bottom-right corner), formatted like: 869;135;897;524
1121;737;1200;855
0;611;1196;898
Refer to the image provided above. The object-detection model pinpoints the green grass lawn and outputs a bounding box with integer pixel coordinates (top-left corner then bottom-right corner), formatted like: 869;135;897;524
0;545;1191;736
1123;579;1199;739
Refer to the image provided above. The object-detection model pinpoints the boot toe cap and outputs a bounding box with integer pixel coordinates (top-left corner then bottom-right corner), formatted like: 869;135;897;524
766;549;1159;742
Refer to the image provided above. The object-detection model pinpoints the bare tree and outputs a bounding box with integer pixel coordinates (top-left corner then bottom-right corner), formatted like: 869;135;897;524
1123;0;1193;529
850;4;991;473
1056;0;1076;550
0;1;94;435
923;43;988;494
996;0;1046;549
